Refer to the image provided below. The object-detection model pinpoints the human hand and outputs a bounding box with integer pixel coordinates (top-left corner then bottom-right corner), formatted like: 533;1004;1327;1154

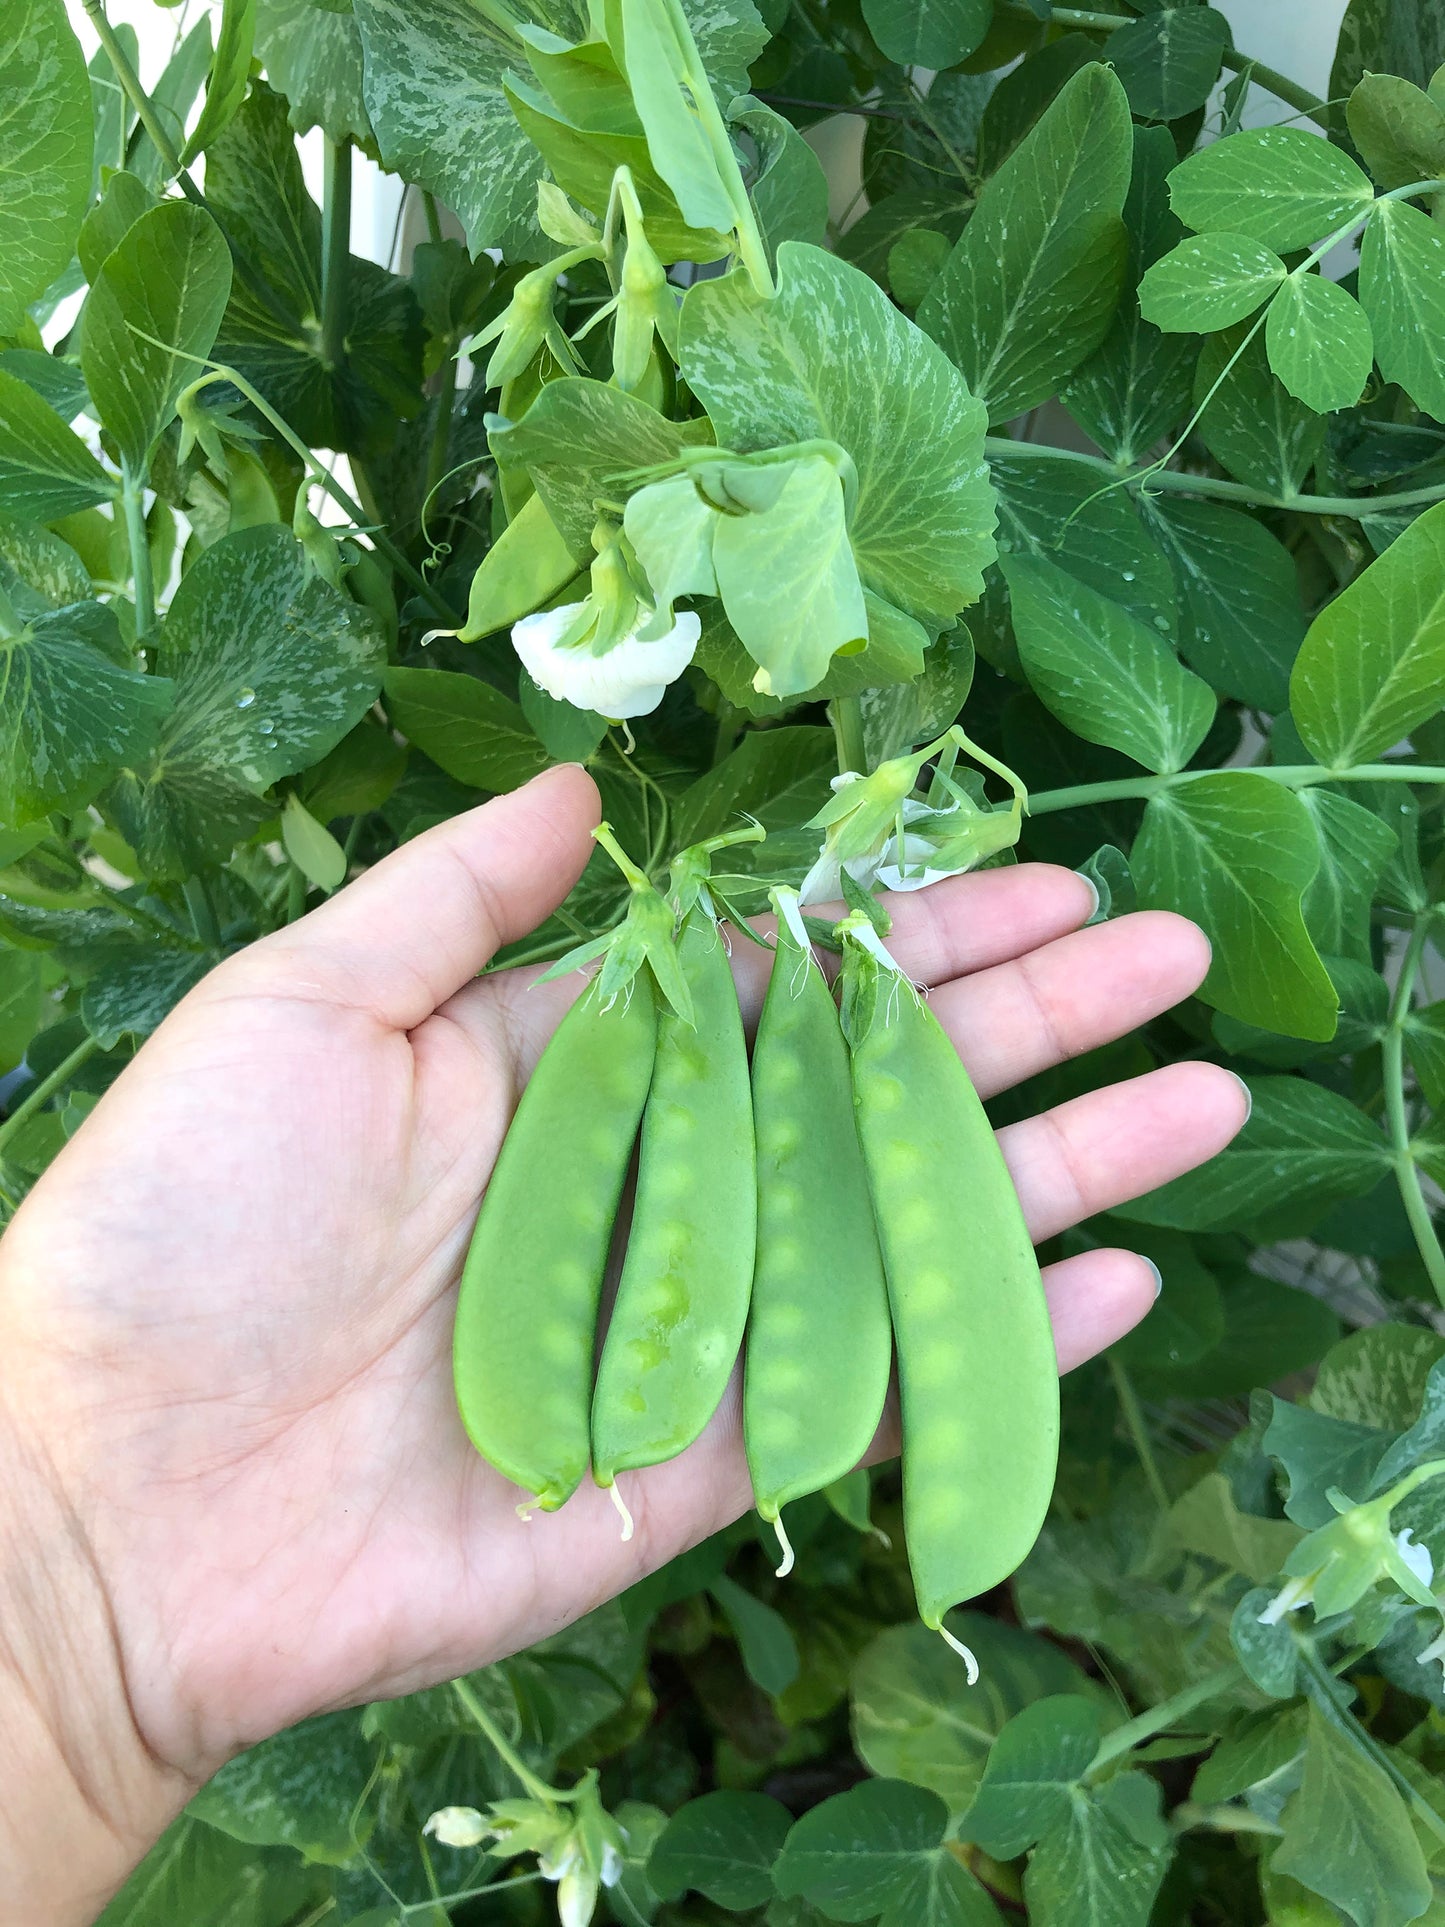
0;764;1247;1919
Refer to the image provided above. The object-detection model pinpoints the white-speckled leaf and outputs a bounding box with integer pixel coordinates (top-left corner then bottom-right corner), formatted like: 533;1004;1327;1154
254;0;375;147
0;364;114;520
1265;273;1374;415
0;510;91;618
681;241;996;629
0;604;172;825
1138;233;1286;333
0;0;92;336
1359;196;1445;423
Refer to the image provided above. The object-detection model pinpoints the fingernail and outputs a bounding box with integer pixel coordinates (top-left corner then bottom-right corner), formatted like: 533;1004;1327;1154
1228;1071;1253;1124
1074;870;1101;921
1143;1257;1163;1301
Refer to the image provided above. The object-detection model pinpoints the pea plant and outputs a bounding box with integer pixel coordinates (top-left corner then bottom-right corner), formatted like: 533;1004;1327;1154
4;0;1445;1920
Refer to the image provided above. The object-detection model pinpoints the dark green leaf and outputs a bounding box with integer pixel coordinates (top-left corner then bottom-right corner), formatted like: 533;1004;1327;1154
960;1697;1102;1858
189;1709;377;1863
775;1779;1002;1927
96;1816;324;1927
0;0;92;335
1193;324;1325;497
1297;787;1398;962
81;944;214;1047
0;364;115;519
1359;196;1445;433
861;0;992;70
648;1791;792;1910
710;1575;800;1695
673;727;835;847
1022;1774;1172;1927
1108;7;1230;122
384;666;548;794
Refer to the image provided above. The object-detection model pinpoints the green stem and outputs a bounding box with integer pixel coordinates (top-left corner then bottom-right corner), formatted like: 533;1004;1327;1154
1027;763;1445;818
1383;914;1445;1305
982;438;1445;520
1089;1662;1240;1774
121;462;156;645
421;190;444;246
183;876;222;949
830;694;867;775
1107;1353;1171;1512
321;138;353;373
0;1038;101;1158
81;0;200;194
451;1679;567;1807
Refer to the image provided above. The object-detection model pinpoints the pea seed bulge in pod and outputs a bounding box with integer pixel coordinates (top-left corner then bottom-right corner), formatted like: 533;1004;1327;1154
2;0;1444;1919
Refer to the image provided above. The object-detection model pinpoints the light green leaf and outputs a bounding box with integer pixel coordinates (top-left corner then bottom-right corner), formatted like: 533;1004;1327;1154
0;364;114;520
991;448;1177;636
189;1710;377;1864
108;527;385;877
1359;195;1445;422
1107;6;1230;122
681;241;996;631
1193;324;1324;497
0;0;92;335
1290;496;1445;770
1000;552;1214;774
0;604;171;825
77;170;155;284
1022;1775;1172;1927
775;1779;1003;1927
1138;233;1287;333
1131;773;1339;1041
713;454;867;697
624;473;719;607
1119;1073;1389;1232
861;0;992;69
1272;1706;1430;1927
1347;72;1445;190
182;0;256;162
960;1697;1102;1859
1138;496;1303;711
80;201;233;473
253;0;374;146
1165;1472;1303;1585
281;790;347;892
384;666;549;794
621;0;737;235
851;1614;1103;1816
1265;274;1374;414
918;64;1133;423
1168;128;1376;253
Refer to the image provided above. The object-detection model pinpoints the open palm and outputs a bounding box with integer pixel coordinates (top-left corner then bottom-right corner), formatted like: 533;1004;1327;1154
0;764;1247;1792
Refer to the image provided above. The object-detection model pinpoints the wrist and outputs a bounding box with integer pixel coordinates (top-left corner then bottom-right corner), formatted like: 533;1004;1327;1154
0;1388;190;1925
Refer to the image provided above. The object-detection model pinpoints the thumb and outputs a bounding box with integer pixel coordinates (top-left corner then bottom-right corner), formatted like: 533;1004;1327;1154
226;764;601;1029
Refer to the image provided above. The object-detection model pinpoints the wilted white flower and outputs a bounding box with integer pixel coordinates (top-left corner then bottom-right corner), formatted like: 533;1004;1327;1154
423;1806;488;1849
512;602;700;719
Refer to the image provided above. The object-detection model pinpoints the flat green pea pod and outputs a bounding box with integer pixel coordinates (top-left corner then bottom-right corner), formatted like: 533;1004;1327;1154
744;887;891;1575
841;914;1059;1681
590;826;763;1524
456;492;581;643
453;824;686;1512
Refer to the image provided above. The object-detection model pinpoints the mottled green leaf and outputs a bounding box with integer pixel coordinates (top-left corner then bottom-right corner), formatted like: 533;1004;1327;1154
1001;552;1214;773
1022;1775;1172;1927
1291;497;1445;769
961;1697;1102;1859
0;0;92;335
918;64;1132;422
1132;773;1338;1041
189;1709;377;1864
1347;72;1445;191
253;0;374;146
1138;233;1286;333
1169;129;1375;253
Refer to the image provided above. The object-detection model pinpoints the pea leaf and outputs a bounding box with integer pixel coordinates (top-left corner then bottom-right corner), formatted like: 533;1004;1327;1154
384;667;548;795
709;1575;800;1695
960;1697;1103;1858
0;947;41;1067
1000;552;1215;774
106;527;385;878
860;0;992;70
1347;73;1445;190
0;0;92;335
1138;234;1287;333
1168;128;1376;253
0;510;91;617
774;1779;1003;1927
1358;196;1445;423
1138;496;1304;711
95;1817;324;1927
1290;496;1445;769
0;365;115;520
1022;1774;1172;1927
0;603;171;826
673;726;835;846
918;64;1133;423
80;201;233;473
1333;3;1445;112
1264;273;1374;414
1297;788;1399;962
648;1791;792;1911
851;1614;1104;1815
681;242;996;632
81;944;215;1048
1132;773;1338;1041
1272;1707;1431;1927
252;0;375;147
1118;1074;1389;1231
1193;324;1325;497
189;1709;377;1864
1107;6;1230;122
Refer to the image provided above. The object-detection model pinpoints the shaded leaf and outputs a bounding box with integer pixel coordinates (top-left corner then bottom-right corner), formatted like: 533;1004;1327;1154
0;0;92;335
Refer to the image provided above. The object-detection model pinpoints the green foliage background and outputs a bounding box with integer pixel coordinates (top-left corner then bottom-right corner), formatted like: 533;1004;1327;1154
3;0;1445;1922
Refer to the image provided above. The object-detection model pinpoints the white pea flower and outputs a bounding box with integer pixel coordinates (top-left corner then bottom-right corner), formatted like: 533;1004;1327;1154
512;601;700;718
423;1806;488;1849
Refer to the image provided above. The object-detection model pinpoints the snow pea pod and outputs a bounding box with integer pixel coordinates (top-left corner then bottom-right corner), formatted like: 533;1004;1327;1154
744;889;891;1573
591;901;756;1505
453;975;657;1511
841;917;1059;1679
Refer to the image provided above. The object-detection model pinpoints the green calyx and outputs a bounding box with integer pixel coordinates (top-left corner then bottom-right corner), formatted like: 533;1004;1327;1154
540;819;694;1021
668;819;768;936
